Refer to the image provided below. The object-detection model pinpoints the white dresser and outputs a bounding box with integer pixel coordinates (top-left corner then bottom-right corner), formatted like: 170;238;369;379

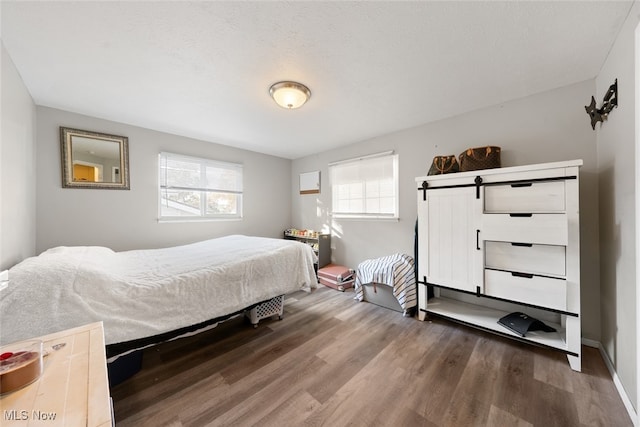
416;160;582;371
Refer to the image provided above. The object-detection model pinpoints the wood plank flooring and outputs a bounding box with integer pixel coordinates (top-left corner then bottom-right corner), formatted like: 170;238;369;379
111;286;632;426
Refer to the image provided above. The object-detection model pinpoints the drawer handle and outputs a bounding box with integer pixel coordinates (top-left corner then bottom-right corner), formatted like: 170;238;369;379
509;213;533;218
511;182;533;188
511;272;534;279
511;242;533;247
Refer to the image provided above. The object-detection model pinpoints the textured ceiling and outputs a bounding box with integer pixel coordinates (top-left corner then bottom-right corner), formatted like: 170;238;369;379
1;1;634;159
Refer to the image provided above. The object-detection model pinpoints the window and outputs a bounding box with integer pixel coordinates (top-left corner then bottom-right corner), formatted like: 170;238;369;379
159;152;243;220
329;151;398;219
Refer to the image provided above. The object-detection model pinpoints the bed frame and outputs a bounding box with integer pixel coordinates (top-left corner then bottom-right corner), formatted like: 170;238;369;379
106;294;285;386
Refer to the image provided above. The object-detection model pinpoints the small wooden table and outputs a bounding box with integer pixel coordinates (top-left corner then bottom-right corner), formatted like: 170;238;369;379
0;322;113;426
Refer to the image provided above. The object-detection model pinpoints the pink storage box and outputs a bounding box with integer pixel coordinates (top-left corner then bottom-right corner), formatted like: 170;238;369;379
317;264;355;292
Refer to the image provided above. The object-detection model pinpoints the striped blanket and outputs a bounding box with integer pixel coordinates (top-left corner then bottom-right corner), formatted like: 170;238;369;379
354;253;417;311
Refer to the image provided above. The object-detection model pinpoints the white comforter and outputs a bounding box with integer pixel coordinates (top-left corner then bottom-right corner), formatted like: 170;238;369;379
0;235;317;346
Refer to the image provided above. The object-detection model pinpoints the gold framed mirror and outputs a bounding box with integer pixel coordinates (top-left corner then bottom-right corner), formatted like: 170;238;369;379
60;127;130;189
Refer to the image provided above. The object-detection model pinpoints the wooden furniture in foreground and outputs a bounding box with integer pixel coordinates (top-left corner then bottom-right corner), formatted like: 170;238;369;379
0;322;113;427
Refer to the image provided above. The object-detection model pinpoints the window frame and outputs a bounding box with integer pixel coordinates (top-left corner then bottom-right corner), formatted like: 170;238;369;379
158;152;243;222
329;151;399;220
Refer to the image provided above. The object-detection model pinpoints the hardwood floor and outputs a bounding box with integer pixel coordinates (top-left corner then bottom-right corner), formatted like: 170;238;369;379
111;286;632;426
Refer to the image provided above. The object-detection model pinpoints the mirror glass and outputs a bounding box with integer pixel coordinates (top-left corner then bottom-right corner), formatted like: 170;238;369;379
60;127;130;189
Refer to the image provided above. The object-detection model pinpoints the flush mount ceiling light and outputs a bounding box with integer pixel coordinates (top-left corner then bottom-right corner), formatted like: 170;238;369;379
269;81;311;109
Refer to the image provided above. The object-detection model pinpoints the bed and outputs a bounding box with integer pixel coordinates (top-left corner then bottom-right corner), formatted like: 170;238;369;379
0;235;318;365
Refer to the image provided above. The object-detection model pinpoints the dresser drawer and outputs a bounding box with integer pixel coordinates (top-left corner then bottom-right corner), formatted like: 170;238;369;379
485;241;565;277
484;180;565;213
482;213;567;246
484;269;567;311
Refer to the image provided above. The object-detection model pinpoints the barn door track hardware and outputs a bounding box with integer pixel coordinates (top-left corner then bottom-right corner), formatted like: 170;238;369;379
585;79;617;130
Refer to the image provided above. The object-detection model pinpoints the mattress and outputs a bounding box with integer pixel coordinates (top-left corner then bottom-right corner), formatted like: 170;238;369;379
0;235;317;350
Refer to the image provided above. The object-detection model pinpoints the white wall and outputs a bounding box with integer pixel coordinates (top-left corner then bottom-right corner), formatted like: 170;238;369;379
1;43;36;270
597;0;640;411
637;14;640;418
292;79;601;341
36;107;292;252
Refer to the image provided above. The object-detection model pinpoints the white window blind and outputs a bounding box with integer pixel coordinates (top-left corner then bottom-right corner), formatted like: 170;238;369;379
329;152;398;219
159;152;243;220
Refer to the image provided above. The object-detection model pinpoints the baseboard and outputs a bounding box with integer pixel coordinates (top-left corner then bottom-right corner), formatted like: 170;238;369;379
583;338;638;426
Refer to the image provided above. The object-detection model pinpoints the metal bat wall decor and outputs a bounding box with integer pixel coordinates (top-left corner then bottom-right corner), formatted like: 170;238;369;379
585;79;618;130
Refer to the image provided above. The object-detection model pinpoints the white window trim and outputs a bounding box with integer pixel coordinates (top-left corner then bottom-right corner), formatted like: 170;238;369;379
158;152;243;222
329;151;399;220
